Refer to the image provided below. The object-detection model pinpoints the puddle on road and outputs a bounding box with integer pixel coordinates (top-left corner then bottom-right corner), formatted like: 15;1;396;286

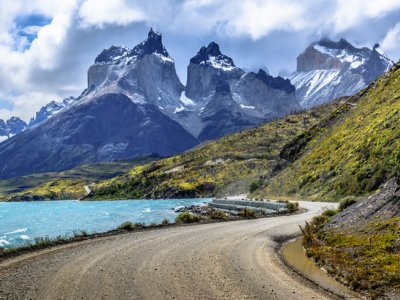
282;238;360;299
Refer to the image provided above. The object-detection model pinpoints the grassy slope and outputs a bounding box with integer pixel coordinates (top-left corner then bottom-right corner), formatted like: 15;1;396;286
1;156;159;201
302;205;400;298
262;63;400;201
87;100;348;200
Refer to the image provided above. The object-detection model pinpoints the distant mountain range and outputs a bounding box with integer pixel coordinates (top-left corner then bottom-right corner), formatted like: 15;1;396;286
0;29;393;178
290;38;393;108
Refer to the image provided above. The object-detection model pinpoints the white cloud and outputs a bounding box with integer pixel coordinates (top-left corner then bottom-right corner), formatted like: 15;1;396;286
382;22;400;52
79;0;146;28
0;0;399;121
333;0;400;32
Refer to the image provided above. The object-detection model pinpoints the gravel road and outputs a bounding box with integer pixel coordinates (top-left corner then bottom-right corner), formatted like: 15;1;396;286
0;201;340;300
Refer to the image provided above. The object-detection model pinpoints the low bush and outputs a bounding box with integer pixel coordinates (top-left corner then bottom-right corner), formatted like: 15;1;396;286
238;207;257;219
161;218;170;225
117;221;145;231
208;209;229;221
338;196;357;212
285;201;299;213
175;211;202;223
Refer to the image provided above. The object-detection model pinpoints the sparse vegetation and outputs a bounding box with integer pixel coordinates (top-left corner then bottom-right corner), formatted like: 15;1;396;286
301;203;400;298
281;200;299;213
117;221;145;231
338;196;357;212
175;211;202;223
161;218;170;225
208;209;229;221
238;207;257;219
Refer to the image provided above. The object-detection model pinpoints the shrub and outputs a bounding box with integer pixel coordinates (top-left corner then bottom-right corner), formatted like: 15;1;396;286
209;209;229;221
338;196;357;212
238;207;257;219
322;209;337;217
161;218;170;225
175;211;202;223
285;201;299;213
117;221;144;231
249;179;262;193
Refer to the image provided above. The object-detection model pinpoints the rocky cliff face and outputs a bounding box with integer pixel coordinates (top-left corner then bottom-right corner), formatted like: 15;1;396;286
290;38;393;108
179;43;300;140
86;28;184;114
185;42;245;101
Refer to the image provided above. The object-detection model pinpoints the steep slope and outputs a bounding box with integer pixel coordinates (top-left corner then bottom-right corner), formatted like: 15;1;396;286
86;99;346;199
0;93;198;179
303;175;400;298
290;38;393;108
263;62;400;200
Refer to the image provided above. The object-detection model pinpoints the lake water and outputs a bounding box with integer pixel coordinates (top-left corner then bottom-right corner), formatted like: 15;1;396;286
0;199;211;248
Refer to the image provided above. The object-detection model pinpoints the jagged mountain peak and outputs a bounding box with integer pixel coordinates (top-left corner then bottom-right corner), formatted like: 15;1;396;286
94;28;171;65
130;27;168;58
190;42;236;70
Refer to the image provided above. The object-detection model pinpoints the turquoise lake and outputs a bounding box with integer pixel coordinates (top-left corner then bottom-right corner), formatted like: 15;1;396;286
0;199;211;248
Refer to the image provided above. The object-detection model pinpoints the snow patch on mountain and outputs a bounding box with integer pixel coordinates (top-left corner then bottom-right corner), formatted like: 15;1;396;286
180;92;195;106
290;38;394;108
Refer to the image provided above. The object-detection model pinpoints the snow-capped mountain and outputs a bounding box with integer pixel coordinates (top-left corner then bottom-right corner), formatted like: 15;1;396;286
0;96;77;142
0;29;197;178
0;29;300;179
0;117;27;141
178;42;300;140
85;28;184;113
29;96;77;127
290;38;393;108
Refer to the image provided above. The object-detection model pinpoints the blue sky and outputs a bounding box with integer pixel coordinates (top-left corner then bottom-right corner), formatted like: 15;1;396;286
0;0;399;120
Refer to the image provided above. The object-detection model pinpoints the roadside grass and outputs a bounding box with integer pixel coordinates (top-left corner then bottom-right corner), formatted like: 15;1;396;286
117;221;145;231
300;208;400;298
277;200;299;213
1;230;93;254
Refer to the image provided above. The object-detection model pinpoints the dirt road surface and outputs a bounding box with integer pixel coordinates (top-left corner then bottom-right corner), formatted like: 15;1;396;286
0;201;341;300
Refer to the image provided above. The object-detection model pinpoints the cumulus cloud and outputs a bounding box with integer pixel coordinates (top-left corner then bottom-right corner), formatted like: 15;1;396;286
0;0;399;121
381;22;400;58
79;0;146;28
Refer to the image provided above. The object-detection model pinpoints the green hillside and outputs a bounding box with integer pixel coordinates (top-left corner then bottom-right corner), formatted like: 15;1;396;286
1;156;159;201
261;63;400;201
87;99;351;200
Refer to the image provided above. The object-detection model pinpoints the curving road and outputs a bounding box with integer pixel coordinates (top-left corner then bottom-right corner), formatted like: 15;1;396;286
0;202;341;300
